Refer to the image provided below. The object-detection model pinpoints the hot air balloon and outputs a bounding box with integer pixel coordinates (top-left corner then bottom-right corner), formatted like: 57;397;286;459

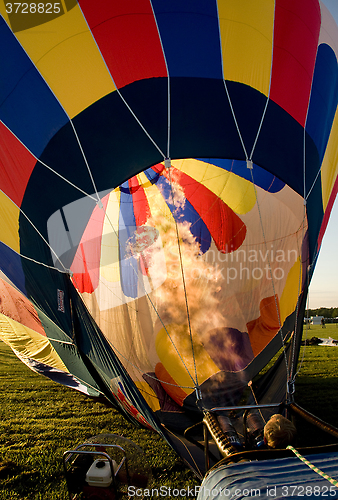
1;0;338;488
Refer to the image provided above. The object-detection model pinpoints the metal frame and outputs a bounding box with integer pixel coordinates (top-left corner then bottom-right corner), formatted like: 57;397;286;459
203;403;284;471
63;442;130;500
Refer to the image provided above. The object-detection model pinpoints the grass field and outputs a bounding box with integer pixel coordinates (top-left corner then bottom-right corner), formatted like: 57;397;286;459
0;324;338;499
289;324;338;448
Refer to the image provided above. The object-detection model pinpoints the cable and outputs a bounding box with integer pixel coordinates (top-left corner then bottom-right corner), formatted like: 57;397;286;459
287;446;338;487
166;163;199;390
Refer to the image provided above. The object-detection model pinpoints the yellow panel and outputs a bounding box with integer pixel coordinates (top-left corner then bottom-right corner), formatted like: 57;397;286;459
280;258;302;325
172;159;256;214
15;5;115;118
101;189;121;282
217;0;274;95
0;193;20;252
0;4;9;23
156;324;219;389
134;380;160;412
321;108;338;210
0;313;68;372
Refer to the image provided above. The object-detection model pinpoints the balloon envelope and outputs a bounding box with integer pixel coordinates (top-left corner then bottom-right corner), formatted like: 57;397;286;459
0;0;338;475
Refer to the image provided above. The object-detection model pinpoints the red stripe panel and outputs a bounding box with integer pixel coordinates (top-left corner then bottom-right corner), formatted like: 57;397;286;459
0;123;37;207
0;278;46;336
166;168;247;253
71;193;110;294
270;0;321;126
151;163;165;174
78;0;167;89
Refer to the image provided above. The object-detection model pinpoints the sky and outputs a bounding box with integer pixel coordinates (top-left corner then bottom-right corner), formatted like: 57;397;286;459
308;199;338;309
308;0;338;309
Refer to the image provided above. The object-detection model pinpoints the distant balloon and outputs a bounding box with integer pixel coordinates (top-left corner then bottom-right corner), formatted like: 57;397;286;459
0;0;338;476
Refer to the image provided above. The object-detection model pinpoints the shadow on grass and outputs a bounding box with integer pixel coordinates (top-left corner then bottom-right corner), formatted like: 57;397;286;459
293;375;338;448
0;461;21;479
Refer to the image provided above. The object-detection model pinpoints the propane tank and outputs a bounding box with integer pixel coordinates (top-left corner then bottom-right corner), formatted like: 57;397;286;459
203;412;242;458
217;415;243;451
246;411;266;449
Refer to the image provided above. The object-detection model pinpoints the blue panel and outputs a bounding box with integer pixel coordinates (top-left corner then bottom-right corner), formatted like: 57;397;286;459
152;0;223;79
0;242;26;295
0;17;68;157
306;44;338;163
144;166;162;184
119;183;139;298
305;173;324;263
198;158;285;193
145;169;211;253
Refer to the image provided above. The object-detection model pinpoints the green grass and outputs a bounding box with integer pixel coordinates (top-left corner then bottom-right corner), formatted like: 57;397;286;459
0;343;198;499
293;324;338;435
0;324;338;499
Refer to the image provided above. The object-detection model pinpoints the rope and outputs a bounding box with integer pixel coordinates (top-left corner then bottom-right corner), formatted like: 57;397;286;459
20;209;71;273
166;164;199;389
216;0;288;383
102;340;197;390
0;186;71;275
69;177;198;389
288;207;308;388
217;0;289;399
5;15;198;396
292;244;311;380
293;184;330;379
78;2;166;160
289;101;313;386
141;290;198;388
287;446;338;487
248;167;287;375
248;380;267;425
104;180;198;387
303;54;324;203
149;0;171;159
0;28;106;207
69;120;102;207
223;81;248;159
0;120;97;202
67;9;194;386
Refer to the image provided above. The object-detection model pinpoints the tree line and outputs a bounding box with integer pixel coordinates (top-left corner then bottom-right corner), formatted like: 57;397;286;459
305;307;338;319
